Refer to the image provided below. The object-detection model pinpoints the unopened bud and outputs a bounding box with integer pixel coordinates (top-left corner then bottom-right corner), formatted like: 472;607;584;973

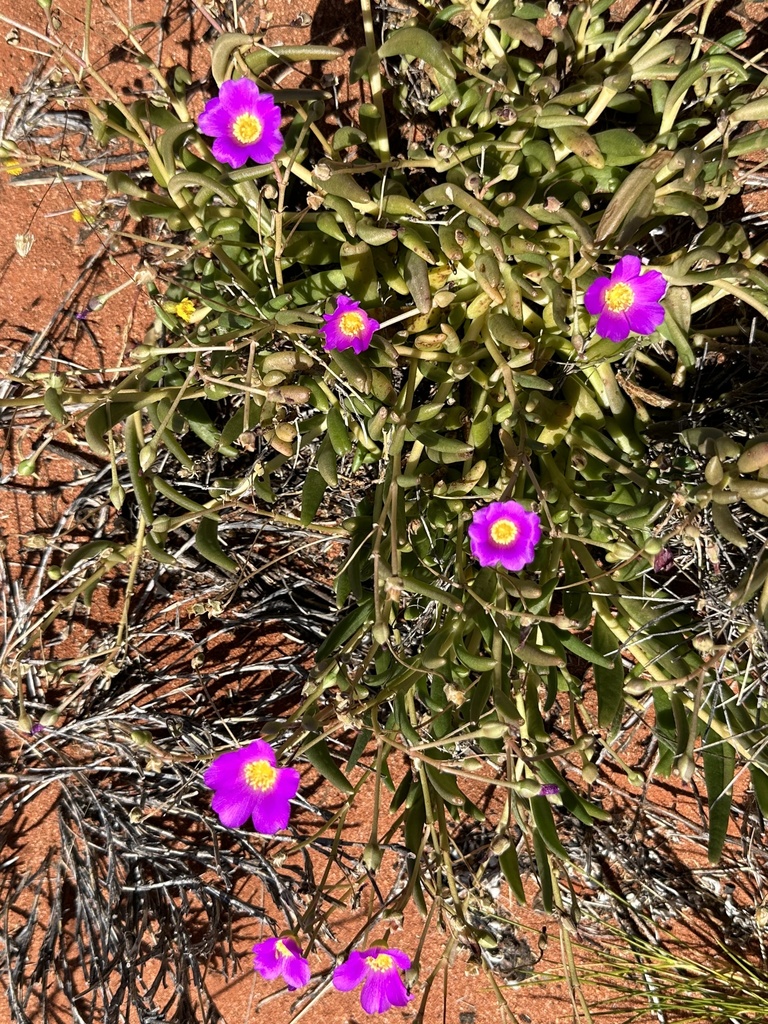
490;834;510;855
362;842;383;871
581;763;599;784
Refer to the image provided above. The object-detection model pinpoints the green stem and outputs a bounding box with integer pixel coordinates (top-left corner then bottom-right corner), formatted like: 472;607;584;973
360;0;390;161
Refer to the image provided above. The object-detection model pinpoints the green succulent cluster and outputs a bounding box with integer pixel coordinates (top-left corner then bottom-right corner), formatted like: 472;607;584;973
8;0;768;911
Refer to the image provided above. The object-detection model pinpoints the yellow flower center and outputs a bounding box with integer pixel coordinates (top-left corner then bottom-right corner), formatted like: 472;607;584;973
490;518;518;545
244;759;277;792
604;282;634;313
365;953;394;972
275;939;291;958
339;311;366;337
232;113;263;145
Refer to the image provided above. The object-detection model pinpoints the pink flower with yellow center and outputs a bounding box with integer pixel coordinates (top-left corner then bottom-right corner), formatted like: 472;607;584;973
203;738;300;833
584;254;666;342
197;78;283;169
252;936;311;990
468;500;541;572
332;947;413;1014
320;295;380;354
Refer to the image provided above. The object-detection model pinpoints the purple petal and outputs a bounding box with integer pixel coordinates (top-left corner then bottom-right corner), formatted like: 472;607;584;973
333;952;368;991
250;792;291;834
282;953;311;990
336;295;358;312
611;254;642;282
386;948;411;971
625;301;665;336
216;78;262;118
211;783;255;829
211;136;249;169
584;278;609;316
242;739;278;766
272;765;301;803
253;938;284;980
203;746;251;789
247;129;284;165
360;970;411;1014
594;309;631;342
631;268;667;303
197;97;230;138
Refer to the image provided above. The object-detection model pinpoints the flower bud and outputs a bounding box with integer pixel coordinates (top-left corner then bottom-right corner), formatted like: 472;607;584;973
362;842;383;871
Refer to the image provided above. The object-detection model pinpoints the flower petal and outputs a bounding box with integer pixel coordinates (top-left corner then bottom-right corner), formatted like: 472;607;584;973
626;300;665;336
273;765;301;803
217;78;262;118
252;938;283;980
631;268;667;303
243;739;278;766
333;952;368;991
250;792;291;834
387;949;411;971
211;136;248;169
611;254;642;281
203;747;251;789
360;970;411;1014
211;783;254;828
583;278;609;316
282;953;311;990
594;309;631;342
197;97;230;138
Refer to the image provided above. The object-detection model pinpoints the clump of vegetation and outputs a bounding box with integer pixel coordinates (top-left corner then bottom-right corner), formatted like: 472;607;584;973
3;0;768;1019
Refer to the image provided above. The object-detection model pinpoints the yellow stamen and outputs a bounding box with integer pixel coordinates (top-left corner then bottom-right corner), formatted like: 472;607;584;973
490;519;518;545
339;311;365;337
4;160;22;177
275;939;291;958
232;113;263;144
174;298;196;322
365;953;394;972
244;759;277;792
604;282;634;313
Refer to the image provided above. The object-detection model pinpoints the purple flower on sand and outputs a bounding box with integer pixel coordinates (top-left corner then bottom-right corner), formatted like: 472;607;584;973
197;78;283;169
584;255;666;343
333;947;413;1015
204;738;300;833
252;936;311;990
320;295;379;354
468;500;541;572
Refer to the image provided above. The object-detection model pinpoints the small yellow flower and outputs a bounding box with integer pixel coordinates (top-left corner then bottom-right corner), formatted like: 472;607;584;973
72;209;85;223
3;160;22;177
174;298;196;322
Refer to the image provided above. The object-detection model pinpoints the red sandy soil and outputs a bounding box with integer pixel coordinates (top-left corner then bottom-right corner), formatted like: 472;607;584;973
1;2;765;1023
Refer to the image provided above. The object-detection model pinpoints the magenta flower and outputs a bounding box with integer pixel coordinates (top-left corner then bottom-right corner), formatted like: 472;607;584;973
332;947;413;1015
320;295;380;354
468;500;541;572
584;254;666;342
197;78;283;169
252;936;311;990
539;784;560;797
203;738;300;833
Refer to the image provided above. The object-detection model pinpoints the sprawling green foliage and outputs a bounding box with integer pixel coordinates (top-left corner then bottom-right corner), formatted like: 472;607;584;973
8;0;768;927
